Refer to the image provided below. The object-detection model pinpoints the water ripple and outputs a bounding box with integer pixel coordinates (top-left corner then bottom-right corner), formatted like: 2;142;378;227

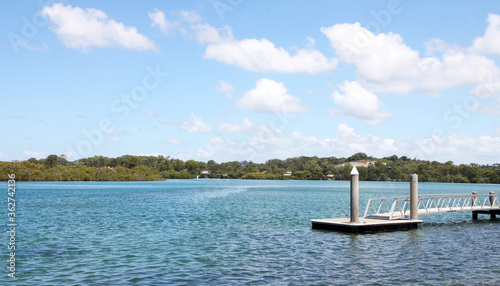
2;180;499;285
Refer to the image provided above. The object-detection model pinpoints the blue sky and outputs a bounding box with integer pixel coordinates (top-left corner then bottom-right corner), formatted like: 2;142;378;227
2;0;500;164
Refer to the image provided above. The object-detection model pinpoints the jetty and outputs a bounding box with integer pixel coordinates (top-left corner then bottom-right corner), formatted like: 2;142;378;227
311;167;499;233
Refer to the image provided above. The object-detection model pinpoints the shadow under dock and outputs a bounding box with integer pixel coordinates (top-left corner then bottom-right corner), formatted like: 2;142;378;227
311;217;423;233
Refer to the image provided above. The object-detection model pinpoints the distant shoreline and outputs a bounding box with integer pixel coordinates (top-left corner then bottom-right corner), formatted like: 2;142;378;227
1;153;499;184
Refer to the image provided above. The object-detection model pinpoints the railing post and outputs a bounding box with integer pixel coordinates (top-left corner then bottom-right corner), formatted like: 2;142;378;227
410;174;418;220
489;192;496;219
472;191;478;207
489;191;496;206
350;167;359;223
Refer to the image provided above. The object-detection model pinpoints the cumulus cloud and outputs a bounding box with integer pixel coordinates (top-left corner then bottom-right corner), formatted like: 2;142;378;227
215;80;236;98
330;81;392;126
42;3;157;52
204;36;338;73
197;123;404;163
321;21;500;96
149;9;180;35
218;118;256;133
195;122;500;164
23;150;46;158
177;113;212;133
150;9;337;73
322;23;419;93
472;13;500;56
236;78;310;113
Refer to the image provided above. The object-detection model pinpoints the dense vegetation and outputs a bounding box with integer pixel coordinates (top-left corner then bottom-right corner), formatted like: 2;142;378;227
1;152;499;183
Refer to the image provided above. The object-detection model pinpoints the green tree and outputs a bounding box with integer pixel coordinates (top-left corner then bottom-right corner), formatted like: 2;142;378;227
185;160;199;175
348;152;368;162
124;156;140;169
45;154;59;168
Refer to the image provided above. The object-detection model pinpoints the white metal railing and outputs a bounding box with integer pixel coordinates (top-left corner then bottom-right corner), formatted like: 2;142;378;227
364;193;499;220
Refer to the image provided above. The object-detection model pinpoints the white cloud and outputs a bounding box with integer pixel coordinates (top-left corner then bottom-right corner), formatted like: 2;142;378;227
204;36;338;73
322;23;419;93
472;102;500;117
236;78;310;113
191;122;500;164
330;81;392;126
218;118;256;132
150;9;337;73
321;21;500;96
306;37;316;48
136;152;166;157
215;80;236;98
424;38;449;56
472;13;500;56
178;113;212;133
109;136;121;142
23;150;46;158
149;9;180;35
148;9;201;36
42;3;157;52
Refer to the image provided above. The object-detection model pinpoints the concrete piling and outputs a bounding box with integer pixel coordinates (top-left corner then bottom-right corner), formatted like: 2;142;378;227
350;166;359;223
472;191;479;220
410;174;418;220
489;192;496;219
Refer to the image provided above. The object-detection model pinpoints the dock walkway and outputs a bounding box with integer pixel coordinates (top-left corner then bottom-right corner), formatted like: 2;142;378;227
311;169;499;233
364;193;500;220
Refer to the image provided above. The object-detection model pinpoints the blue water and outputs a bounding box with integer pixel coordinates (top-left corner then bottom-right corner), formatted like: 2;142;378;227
2;180;500;285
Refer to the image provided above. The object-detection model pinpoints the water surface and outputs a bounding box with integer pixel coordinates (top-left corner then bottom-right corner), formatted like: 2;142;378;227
2;180;499;285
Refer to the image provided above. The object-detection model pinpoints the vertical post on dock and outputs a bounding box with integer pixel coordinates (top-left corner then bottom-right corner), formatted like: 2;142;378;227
472;191;479;220
410;174;418;220
350;166;359;223
489;192;496;219
489;191;496;206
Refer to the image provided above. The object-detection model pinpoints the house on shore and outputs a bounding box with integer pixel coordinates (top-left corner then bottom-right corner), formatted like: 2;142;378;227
349;161;376;167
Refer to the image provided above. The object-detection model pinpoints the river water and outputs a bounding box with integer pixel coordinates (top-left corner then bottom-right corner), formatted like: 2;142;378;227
2;180;499;285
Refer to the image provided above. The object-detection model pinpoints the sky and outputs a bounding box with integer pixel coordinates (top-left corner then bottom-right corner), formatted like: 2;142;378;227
1;0;500;165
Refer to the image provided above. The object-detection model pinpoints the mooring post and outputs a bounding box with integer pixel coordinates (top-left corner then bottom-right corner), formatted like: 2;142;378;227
489;191;496;206
350;166;359;223
489;191;496;219
410;174;418;220
472;191;478;220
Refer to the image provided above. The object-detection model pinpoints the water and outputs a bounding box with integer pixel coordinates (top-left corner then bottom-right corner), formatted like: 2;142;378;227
2;180;499;285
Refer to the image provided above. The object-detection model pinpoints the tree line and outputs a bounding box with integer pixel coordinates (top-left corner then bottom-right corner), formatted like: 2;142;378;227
0;152;499;183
